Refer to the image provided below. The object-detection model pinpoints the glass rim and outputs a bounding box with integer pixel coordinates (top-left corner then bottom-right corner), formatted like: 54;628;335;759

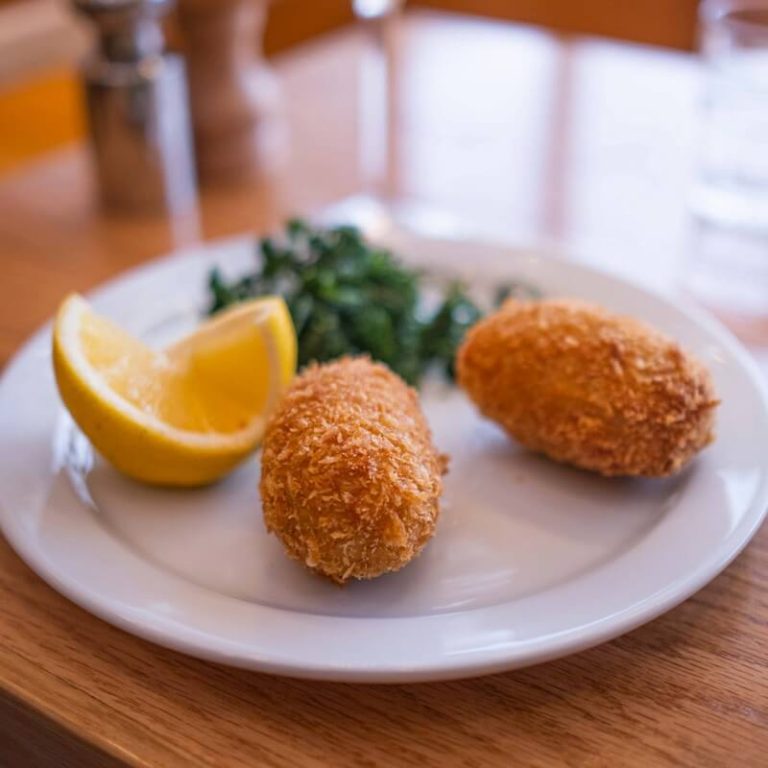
700;0;768;31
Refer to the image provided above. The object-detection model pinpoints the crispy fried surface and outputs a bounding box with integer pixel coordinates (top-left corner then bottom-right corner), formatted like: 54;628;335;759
457;299;719;477
260;357;446;583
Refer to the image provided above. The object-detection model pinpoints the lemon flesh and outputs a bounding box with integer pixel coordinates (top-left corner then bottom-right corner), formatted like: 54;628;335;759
53;294;296;486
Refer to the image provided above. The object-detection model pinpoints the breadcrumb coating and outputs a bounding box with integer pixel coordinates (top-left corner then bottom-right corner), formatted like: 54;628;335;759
260;357;446;584
457;299;719;477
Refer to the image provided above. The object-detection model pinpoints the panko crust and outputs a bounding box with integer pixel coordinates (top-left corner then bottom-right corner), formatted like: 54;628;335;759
260;357;446;583
457;299;719;477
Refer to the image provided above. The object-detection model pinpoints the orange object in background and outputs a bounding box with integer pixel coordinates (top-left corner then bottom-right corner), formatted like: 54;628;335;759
0;67;84;173
411;0;699;50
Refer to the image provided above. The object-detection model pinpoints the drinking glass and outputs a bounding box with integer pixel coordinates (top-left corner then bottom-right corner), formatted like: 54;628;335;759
685;1;768;350
693;0;768;230
322;0;466;239
352;0;403;202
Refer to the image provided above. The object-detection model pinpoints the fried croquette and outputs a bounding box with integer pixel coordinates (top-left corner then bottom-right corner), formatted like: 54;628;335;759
457;299;719;477
260;357;446;584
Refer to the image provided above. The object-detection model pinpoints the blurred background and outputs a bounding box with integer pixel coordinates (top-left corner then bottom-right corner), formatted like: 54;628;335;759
0;0;702;173
0;0;767;360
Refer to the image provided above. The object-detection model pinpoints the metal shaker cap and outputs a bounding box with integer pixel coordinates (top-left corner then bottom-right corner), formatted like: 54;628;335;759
73;0;175;62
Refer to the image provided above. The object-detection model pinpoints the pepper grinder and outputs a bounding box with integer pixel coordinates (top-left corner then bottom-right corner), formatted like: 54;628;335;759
176;0;280;185
73;0;197;215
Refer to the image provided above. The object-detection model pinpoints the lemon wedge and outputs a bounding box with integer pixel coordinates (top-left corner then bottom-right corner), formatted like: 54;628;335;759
53;294;296;486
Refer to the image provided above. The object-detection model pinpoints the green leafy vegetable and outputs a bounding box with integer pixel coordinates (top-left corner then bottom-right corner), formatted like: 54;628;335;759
207;219;523;386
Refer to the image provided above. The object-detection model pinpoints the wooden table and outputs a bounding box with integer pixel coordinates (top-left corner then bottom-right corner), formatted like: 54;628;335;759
1;11;766;767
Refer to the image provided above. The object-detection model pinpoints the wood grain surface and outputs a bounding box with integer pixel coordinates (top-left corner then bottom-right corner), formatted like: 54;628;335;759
0;12;766;767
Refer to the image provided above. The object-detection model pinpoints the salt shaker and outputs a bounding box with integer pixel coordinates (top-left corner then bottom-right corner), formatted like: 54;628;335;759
73;0;197;215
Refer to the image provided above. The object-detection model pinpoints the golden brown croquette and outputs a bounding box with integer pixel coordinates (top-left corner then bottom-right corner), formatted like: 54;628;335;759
260;357;447;583
457;299;719;477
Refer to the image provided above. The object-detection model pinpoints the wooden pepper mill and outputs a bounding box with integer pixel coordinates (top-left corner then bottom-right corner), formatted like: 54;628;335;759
176;0;280;185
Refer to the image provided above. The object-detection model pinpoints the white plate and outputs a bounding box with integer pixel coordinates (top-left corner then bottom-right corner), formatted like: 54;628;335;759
1;231;767;683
